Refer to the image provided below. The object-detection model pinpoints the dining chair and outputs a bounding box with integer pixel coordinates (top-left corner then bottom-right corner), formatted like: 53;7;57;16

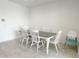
16;27;30;46
22;29;30;46
49;30;63;55
30;29;44;53
65;31;77;52
15;30;23;46
66;31;77;45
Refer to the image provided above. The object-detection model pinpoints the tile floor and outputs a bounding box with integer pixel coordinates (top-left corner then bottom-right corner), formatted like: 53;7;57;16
0;39;78;58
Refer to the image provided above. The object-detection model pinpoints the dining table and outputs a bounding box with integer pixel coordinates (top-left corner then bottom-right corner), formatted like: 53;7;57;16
39;31;56;54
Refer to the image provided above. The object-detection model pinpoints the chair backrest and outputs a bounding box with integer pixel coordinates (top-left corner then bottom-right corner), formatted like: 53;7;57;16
54;30;63;44
67;31;77;40
18;27;29;38
15;29;23;39
30;30;40;42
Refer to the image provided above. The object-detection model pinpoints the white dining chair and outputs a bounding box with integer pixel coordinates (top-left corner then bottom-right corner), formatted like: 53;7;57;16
49;30;63;55
22;30;30;46
15;30;23;46
16;27;30;46
30;30;44;53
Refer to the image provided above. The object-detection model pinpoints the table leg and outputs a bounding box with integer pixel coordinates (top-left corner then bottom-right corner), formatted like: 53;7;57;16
46;39;50;54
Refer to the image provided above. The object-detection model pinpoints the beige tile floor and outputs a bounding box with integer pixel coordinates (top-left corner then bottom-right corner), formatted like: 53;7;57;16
0;39;78;58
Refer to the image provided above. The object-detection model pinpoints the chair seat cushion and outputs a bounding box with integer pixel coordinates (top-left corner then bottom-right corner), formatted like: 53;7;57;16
66;39;77;45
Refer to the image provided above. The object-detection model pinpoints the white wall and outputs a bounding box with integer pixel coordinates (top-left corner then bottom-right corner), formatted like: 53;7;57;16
30;0;79;43
0;0;29;42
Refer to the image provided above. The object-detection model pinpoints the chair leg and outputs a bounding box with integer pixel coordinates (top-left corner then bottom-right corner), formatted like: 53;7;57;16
37;43;39;53
75;45;78;53
19;38;22;45
25;38;29;46
41;41;45;48
18;38;21;47
30;41;34;48
21;39;24;45
55;44;59;55
18;37;24;47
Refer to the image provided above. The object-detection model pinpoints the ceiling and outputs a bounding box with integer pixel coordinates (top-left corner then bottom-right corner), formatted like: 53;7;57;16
9;0;56;8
